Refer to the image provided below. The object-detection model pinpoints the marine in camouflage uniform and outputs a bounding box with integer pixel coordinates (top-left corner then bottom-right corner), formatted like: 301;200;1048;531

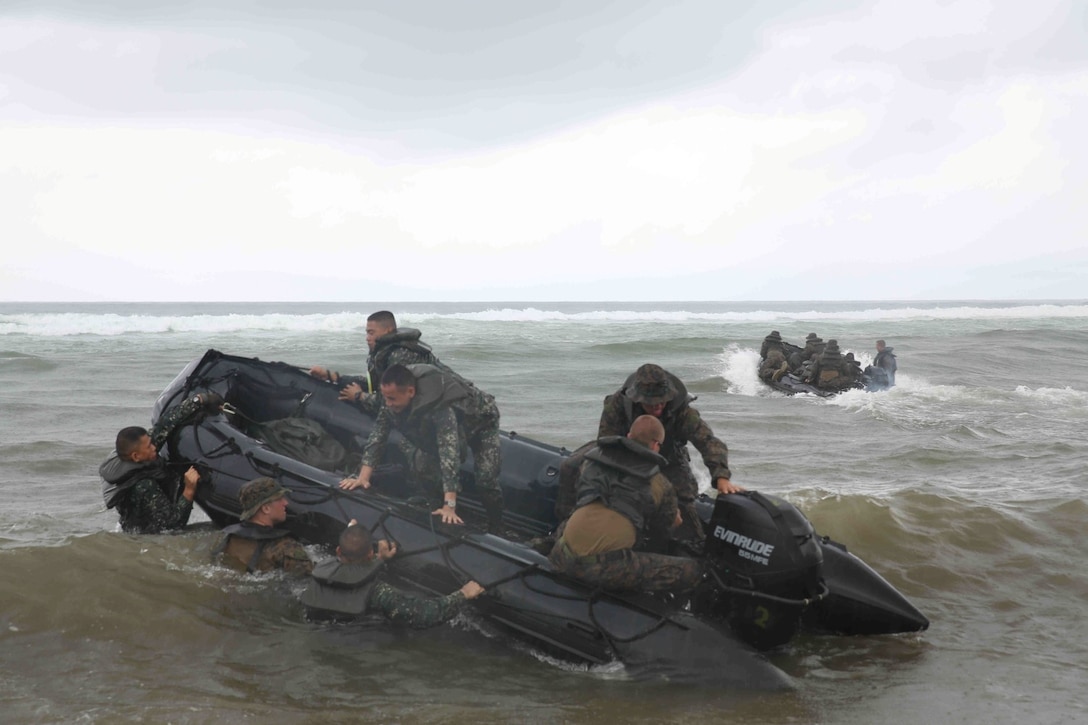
809;339;858;391
343;327;450;416
99;393;220;534
548;431;705;593
758;330;790;382
214;478;314;576
301;524;482;628
598;364;736;543
358;364;504;531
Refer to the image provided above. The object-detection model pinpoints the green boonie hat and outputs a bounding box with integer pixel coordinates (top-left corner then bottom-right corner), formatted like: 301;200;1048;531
626;363;676;406
239;477;290;520
765;330;782;342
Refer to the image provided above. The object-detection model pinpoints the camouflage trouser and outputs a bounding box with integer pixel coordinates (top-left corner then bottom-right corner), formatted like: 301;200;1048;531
400;428;502;497
548;539;705;593
465;422;502;493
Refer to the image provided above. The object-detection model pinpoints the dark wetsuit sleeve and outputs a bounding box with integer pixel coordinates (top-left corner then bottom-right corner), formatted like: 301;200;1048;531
681;408;731;481
597;392;628;438
360;408;394;468
367;582;466;628
122;479;194;533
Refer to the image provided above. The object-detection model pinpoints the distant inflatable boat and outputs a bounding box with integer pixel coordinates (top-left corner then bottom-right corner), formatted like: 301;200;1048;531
762;340;893;397
153;349;927;689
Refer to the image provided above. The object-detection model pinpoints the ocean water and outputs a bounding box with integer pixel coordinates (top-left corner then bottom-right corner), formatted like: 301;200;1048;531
1;300;1086;724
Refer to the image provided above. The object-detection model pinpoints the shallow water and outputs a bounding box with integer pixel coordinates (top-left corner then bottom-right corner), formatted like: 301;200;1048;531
1;300;1086;723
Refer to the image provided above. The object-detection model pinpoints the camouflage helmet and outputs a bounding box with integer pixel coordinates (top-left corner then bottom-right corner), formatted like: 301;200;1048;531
239;477;290;520
625;363;677;406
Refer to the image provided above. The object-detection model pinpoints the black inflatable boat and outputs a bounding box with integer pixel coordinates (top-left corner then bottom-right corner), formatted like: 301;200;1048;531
153;349;927;689
762;340;892;397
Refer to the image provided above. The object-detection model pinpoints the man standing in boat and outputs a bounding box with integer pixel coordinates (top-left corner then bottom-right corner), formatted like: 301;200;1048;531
339;364;505;534
309;310;450;415
549;415;706;592
213;477;314;575
302;519;485;627
874;339;898;386
598;363;742;544
99;392;224;534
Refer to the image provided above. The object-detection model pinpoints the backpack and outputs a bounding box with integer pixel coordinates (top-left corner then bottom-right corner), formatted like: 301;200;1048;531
256;417;347;471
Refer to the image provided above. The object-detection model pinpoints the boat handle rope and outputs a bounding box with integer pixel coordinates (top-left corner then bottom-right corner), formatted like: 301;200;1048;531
707;568;830;608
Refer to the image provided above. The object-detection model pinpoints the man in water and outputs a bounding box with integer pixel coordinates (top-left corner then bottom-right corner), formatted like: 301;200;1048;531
339;364;505;534
213;477;313;575
597;363;742;543
549;415;707;592
309;310;448;414
874;339;898;386
99;392;224;534
301;520;484;626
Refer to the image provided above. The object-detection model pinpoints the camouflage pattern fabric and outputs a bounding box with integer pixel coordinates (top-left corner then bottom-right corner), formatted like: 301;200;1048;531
598;393;730;501
217;532;314;576
367;582;468;628
109;395;204;534
759;348;788;381
548;540;704;593
361;387;501;495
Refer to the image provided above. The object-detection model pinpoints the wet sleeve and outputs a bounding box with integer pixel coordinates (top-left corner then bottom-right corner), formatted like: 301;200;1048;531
367;582;466;628
266;538;314;576
124;479;194;533
597;393;627;438
148;396;205;449
432;407;463;494
360;408;394;468
682;409;731;481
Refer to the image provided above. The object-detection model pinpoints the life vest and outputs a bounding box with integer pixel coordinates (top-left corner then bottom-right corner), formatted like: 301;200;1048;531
99;454;177;511
575;436;667;532
403;363;471;421
213;522;292;573
368;328;439;376
299;558;383;619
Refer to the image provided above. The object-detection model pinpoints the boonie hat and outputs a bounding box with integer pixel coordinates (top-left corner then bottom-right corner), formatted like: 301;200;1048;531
239;477;290;520
764;330;782;342
626;364;676;406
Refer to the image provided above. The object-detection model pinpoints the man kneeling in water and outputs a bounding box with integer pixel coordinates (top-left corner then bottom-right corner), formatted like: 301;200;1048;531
548;415;706;593
301;520;485;627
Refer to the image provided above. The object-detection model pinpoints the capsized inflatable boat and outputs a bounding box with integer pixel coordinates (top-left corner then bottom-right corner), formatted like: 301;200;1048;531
153;349;927;688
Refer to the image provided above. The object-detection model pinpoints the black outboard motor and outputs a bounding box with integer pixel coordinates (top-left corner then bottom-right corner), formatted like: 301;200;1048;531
702;492;826;650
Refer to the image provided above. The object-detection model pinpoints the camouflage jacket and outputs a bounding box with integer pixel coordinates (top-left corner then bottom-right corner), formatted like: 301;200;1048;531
368;583;468;628
98;396;206;534
360;365;498;494
215;524;314;576
344;329;450;415
598;386;731;484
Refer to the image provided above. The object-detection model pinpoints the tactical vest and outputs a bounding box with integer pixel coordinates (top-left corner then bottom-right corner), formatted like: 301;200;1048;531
575;436;667;532
100;455;178;511
368;328;439;377
213;522;292;573
299;558;383;619
403;363;471;421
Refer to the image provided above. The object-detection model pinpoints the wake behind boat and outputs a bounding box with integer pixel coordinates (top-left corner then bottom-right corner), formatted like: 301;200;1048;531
153;349;927;688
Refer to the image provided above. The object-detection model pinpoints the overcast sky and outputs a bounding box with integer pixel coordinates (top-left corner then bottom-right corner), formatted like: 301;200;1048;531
2;0;1086;302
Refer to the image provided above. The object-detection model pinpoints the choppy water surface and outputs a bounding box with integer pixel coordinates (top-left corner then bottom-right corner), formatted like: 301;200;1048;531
1;301;1086;723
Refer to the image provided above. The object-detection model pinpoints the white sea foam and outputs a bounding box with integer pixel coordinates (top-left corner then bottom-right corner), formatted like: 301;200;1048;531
2;301;1086;335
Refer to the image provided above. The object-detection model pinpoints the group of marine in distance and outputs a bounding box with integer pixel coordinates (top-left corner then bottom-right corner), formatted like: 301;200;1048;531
758;329;898;393
99;310;877;628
